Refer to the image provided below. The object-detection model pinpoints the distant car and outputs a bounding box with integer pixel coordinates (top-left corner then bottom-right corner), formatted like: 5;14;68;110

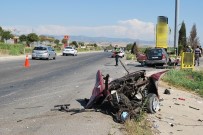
111;49;125;58
32;45;56;60
62;46;77;56
145;48;169;66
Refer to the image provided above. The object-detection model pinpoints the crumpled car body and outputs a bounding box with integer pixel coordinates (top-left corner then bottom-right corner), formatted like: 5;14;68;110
86;70;167;123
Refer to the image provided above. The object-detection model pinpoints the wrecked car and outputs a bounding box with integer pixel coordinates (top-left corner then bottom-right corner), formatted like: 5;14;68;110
85;69;167;123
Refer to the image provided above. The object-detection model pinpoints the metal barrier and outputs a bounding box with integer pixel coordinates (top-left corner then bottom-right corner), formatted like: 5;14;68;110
181;52;194;70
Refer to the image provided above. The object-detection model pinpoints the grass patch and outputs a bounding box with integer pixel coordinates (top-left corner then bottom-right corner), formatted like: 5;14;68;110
162;69;203;97
0;43;29;55
125;113;153;135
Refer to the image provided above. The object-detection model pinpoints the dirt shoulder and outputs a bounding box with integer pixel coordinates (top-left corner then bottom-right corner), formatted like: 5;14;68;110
149;81;203;135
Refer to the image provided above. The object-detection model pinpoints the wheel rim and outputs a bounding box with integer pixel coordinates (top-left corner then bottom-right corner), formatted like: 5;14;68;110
152;97;160;112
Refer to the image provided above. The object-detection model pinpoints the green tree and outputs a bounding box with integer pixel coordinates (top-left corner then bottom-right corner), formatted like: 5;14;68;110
70;41;78;48
131;42;139;55
178;21;187;53
19;34;27;42
78;42;85;46
39;35;47;42
27;33;39;43
93;43;98;47
0;26;3;41
0;26;3;35
126;43;133;52
62;39;67;44
188;24;200;49
1;31;13;42
47;37;55;42
54;39;60;45
106;44;113;50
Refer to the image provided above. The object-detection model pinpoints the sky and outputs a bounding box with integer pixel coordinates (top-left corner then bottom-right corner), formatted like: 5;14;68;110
0;0;203;45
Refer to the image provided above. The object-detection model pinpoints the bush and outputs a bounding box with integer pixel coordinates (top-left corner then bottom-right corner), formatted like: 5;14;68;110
126;53;135;60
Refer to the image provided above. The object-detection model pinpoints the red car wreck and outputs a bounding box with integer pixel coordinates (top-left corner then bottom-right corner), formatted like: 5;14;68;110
85;69;168;123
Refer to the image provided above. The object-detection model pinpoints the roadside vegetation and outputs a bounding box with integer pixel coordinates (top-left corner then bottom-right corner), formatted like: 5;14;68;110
0;43;32;55
125;113;153;135
126;53;135;60
162;69;203;97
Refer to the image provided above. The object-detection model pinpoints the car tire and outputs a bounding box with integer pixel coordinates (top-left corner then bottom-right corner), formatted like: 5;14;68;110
32;57;35;60
47;55;50;60
146;93;160;114
141;61;145;66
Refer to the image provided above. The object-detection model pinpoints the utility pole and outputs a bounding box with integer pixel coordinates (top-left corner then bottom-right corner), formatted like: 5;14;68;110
174;0;179;56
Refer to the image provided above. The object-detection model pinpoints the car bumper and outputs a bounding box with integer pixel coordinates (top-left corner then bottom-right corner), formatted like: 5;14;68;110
32;53;49;59
63;51;76;55
145;60;167;65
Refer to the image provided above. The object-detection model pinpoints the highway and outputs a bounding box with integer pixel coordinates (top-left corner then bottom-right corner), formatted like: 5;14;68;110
0;52;202;135
0;52;149;135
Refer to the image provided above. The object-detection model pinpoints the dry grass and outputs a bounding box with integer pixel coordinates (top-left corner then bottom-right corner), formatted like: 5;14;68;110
124;115;153;135
0;49;9;56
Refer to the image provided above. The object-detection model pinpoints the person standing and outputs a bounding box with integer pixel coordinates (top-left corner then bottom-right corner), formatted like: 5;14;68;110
194;46;201;66
114;45;120;66
199;46;202;57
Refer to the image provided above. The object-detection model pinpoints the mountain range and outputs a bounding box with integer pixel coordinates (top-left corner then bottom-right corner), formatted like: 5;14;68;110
52;35;155;46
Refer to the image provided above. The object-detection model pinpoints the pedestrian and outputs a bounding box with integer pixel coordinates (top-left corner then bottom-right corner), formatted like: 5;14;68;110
199;46;202;57
194;46;201;66
114;45;120;66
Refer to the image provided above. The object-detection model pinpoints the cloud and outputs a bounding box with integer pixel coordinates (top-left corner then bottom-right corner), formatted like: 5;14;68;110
3;19;155;40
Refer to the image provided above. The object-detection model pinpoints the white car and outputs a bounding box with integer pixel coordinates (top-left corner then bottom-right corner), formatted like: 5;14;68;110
62;46;77;56
111;49;125;58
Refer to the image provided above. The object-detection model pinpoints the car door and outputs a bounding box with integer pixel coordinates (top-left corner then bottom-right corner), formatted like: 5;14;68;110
48;47;54;58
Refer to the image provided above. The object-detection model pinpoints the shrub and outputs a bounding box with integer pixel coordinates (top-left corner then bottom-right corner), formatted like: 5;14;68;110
126;53;135;60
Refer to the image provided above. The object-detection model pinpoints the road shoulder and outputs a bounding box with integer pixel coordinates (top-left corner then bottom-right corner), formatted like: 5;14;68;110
149;81;203;135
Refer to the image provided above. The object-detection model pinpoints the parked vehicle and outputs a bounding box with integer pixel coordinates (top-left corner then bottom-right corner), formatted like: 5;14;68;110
111;49;125;58
145;48;169;66
62;46;77;56
85;69;167;123
136;53;147;66
32;45;56;60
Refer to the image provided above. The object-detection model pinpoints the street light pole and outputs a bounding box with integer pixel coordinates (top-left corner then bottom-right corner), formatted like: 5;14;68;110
174;0;179;56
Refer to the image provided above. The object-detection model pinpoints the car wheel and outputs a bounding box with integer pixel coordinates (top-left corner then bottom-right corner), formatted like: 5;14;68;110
53;56;56;60
146;93;160;113
47;55;50;60
32;57;35;60
141;61;145;66
63;53;65;56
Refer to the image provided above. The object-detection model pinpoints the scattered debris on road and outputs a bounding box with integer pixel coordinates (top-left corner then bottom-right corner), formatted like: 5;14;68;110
164;89;171;95
189;106;200;110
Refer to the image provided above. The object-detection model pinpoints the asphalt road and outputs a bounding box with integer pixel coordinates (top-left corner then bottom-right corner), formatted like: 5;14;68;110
0;52;202;135
0;52;152;135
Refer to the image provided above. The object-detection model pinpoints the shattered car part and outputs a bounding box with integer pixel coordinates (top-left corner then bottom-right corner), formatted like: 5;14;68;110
85;69;168;123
